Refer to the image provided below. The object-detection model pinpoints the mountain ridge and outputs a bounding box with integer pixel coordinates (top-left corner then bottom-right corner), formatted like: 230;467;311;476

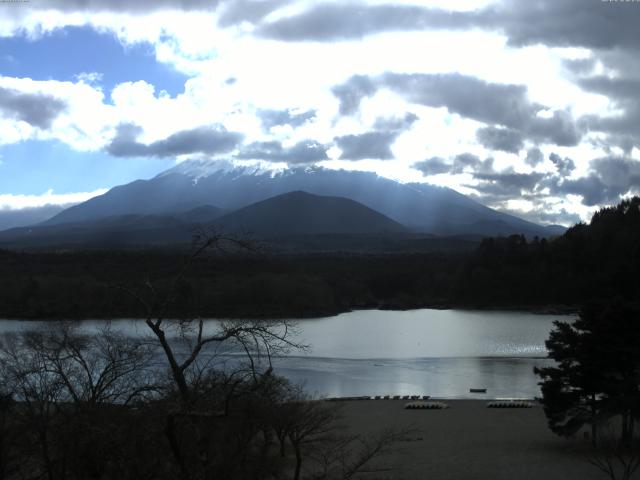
42;160;561;239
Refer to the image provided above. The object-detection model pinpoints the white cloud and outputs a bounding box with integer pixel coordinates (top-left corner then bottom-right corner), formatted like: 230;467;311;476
0;188;108;210
0;188;107;210
0;1;631;223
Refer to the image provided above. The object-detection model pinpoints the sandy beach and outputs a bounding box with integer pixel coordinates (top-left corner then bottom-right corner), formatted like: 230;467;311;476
334;399;603;480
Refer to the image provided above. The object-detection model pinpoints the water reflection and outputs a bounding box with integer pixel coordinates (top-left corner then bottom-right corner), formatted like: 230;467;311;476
0;309;569;398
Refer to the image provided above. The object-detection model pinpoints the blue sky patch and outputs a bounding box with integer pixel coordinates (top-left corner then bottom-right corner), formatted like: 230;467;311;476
0;140;174;195
0;26;188;97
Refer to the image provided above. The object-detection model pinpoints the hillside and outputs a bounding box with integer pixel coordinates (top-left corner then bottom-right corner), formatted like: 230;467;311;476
43;161;560;238
214;191;406;236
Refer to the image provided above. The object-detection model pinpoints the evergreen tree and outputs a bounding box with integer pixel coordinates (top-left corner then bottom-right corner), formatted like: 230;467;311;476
535;302;640;445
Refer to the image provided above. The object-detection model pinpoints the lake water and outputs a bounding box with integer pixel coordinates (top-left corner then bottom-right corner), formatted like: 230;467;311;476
0;309;571;399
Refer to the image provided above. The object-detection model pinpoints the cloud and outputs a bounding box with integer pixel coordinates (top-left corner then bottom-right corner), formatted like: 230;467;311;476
0;188;108;210
256;3;476;41
592;156;640;189
549;156;640;206
20;0;220;13
372;112;418;132
476;126;523;153
550;175;612;207
577;75;640;144
217;0;291;27
335;131;398;160
106;123;243;158
333;112;417;161
452;153;490;174
527;110;581;147
578;76;640;103
0;87;66;129
257;108;316;130
491;0;640;51
414;153;493;176
502;207;582;228
549;153;575;177
563;57;597;76
332;73;582;147
472;171;547;198
236;139;329;163
413;157;449;176
331;75;377;116
256;0;640;52
525;147;544;167
380;73;532;128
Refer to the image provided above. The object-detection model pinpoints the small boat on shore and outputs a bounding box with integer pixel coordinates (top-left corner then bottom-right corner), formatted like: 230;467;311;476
470;388;487;393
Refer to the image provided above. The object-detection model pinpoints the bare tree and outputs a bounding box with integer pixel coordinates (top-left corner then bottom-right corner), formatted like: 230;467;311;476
0;332;67;480
116;231;304;404
18;322;157;406
0;323;158;480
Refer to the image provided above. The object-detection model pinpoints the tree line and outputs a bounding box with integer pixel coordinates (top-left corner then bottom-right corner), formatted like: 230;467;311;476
0;234;405;479
2;197;640;319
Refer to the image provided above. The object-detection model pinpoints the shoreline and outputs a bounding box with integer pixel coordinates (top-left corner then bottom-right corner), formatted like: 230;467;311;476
0;304;578;322
333;399;599;480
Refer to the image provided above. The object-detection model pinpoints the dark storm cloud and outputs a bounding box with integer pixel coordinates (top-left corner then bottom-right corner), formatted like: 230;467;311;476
236;139;329;163
476;126;523;153
0;87;66;129
256;0;640;51
335;131;398;160
413;157;449;176
257;108;316;130
549;153;575;177
106;123;243;158
525;147;544;167
332;73;582;147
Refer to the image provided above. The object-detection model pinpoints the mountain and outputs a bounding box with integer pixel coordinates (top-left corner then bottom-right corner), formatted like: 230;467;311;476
177;205;225;224
0;205;67;231
44;160;561;238
0;214;194;248
214;191;406;236
0;193;407;248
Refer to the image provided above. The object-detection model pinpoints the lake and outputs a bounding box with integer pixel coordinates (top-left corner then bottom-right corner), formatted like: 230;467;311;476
0;309;570;399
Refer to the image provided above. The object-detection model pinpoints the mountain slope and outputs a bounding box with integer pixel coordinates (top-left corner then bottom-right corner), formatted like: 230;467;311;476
214;191;406;236
178;205;225;224
0;193;406;248
0;214;194;247
45;160;560;237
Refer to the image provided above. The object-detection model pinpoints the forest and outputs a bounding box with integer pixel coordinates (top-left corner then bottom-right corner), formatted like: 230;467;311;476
0;197;639;320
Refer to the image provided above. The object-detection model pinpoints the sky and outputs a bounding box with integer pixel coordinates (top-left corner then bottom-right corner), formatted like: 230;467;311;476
0;0;639;226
